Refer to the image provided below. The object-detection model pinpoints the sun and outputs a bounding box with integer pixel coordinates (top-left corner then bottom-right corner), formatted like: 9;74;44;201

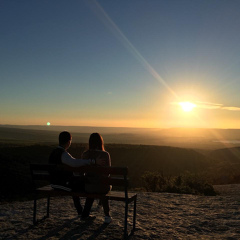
47;122;51;126
179;102;196;112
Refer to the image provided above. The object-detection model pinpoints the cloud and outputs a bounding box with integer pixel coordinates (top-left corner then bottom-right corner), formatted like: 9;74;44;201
221;106;240;111
196;101;240;111
196;101;222;106
196;101;223;110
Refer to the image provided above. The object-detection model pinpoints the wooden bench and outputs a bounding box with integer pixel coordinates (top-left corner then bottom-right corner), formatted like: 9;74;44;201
30;163;137;239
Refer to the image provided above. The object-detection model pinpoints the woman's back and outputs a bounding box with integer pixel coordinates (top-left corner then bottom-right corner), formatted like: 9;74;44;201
82;149;111;167
82;149;111;193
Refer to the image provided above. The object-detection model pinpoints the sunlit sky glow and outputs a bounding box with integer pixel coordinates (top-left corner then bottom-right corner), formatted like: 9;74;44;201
1;0;240;128
179;102;196;112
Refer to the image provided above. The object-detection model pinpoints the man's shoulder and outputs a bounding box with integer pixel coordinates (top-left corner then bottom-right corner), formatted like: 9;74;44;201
49;147;64;156
49;147;65;163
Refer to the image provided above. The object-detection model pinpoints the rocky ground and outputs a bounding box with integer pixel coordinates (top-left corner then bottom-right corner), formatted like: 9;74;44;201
1;185;240;239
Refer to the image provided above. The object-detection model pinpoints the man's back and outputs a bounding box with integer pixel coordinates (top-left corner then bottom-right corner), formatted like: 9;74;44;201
48;147;72;186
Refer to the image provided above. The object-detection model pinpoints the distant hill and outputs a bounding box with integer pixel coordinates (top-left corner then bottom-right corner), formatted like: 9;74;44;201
0;127;88;144
2;126;240;200
1;125;240;149
209;147;240;163
206;147;240;183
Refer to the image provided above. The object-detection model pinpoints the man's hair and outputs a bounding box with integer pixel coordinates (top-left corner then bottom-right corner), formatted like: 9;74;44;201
59;131;72;145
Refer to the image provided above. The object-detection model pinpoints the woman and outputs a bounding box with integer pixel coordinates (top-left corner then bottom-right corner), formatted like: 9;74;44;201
81;133;112;224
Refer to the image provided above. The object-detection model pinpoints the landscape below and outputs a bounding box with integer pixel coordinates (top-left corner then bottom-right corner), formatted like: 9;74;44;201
1;126;240;201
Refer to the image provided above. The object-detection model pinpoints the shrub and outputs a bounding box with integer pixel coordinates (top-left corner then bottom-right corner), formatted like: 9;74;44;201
141;171;160;192
141;171;216;196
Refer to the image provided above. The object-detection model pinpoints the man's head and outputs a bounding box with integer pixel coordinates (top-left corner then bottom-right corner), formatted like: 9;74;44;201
59;131;72;149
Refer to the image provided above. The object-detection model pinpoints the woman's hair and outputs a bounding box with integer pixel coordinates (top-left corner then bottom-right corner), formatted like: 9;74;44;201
89;133;104;151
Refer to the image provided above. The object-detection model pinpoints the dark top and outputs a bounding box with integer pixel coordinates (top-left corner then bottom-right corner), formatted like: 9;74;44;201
48;147;73;186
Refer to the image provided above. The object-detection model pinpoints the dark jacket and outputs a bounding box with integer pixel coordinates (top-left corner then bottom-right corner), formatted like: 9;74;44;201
48;147;72;186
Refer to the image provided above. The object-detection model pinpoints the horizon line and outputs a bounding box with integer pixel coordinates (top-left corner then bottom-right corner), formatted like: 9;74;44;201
0;124;240;130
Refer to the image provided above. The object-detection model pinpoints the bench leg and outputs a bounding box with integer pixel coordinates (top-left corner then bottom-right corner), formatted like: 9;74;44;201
132;197;137;232
47;196;50;218
124;201;128;239
33;198;37;225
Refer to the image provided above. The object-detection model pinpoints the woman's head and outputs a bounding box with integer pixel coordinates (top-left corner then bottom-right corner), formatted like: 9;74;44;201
89;133;104;150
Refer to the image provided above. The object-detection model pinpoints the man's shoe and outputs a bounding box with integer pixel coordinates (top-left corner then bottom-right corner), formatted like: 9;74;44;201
104;216;112;224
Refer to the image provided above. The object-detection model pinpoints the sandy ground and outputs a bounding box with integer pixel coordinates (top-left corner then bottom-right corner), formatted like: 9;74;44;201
1;185;240;240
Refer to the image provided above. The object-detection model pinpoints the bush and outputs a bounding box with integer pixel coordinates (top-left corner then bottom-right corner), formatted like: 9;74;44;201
141;171;168;192
141;171;216;196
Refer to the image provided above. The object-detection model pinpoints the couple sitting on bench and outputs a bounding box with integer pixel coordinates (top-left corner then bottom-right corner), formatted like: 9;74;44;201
48;131;112;224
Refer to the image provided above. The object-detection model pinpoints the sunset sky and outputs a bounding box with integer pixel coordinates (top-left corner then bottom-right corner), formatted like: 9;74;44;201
1;0;240;129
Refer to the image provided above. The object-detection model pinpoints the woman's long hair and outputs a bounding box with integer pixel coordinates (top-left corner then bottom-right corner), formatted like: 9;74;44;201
89;133;104;151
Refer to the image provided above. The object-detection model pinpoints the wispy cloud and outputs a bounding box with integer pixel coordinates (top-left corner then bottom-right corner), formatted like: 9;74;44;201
196;101;223;110
196;101;240;111
221;106;240;111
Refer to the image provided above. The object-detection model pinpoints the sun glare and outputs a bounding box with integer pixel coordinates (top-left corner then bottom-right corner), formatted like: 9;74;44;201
179;102;196;112
47;122;51;126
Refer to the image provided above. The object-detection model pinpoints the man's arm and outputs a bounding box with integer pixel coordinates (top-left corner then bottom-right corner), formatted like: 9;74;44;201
61;151;94;167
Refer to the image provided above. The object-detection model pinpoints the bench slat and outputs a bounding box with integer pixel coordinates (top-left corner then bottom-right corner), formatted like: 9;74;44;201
31;174;127;186
30;164;55;171
31;164;128;175
35;185;136;201
63;165;128;175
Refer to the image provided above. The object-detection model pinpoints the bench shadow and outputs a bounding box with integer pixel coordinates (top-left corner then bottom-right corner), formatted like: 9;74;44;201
36;217;79;240
8;217;78;240
86;224;109;240
59;222;109;240
34;218;109;240
10;217;133;240
9;223;36;239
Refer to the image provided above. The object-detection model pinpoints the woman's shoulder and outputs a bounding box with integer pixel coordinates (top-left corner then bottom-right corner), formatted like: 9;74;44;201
95;150;110;166
95;149;109;153
94;150;110;158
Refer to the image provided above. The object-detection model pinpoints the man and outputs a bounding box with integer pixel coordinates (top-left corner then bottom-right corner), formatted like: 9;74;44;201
48;131;104;216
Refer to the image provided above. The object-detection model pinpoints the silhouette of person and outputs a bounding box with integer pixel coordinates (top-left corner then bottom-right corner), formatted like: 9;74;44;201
80;133;112;224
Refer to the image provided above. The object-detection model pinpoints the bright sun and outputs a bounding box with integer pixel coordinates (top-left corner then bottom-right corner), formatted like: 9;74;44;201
179;102;196;112
47;122;51;126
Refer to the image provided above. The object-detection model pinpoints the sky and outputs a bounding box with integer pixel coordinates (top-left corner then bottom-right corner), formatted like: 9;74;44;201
1;0;240;129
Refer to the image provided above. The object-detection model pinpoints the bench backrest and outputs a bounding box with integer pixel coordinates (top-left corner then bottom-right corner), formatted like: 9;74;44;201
30;163;129;191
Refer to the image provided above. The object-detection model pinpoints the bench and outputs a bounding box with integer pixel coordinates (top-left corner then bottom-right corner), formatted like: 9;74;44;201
30;163;137;239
